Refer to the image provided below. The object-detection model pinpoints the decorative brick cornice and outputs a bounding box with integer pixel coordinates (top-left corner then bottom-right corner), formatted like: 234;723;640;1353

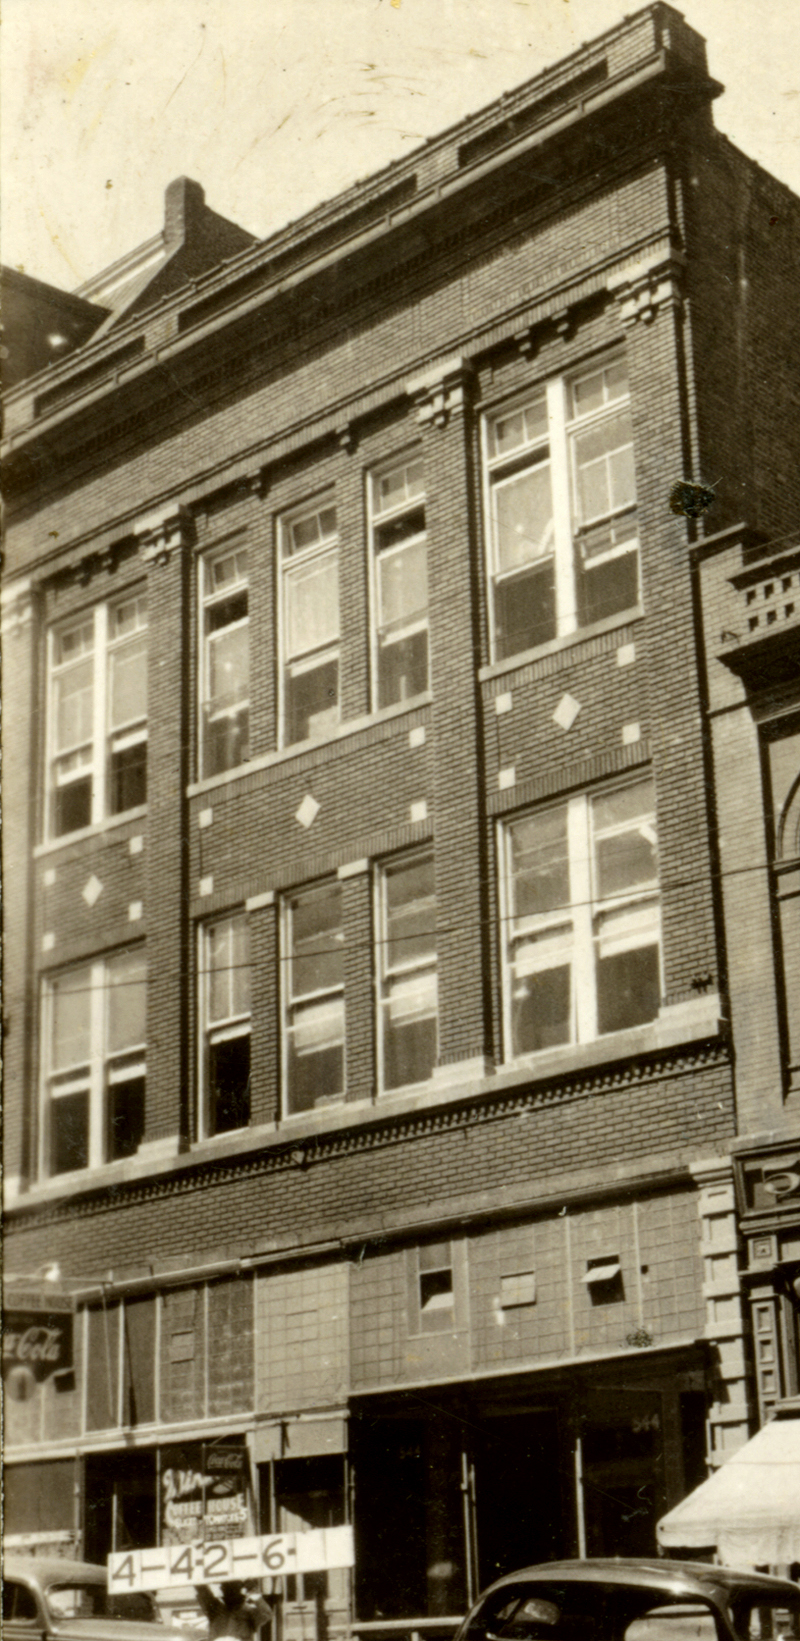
134;503;191;566
406;354;473;429
607;249;686;328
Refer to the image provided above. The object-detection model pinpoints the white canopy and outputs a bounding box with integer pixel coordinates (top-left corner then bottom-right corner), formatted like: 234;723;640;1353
657;1414;800;1566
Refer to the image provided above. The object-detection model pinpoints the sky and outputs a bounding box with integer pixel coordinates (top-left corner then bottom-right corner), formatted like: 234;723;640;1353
3;0;800;295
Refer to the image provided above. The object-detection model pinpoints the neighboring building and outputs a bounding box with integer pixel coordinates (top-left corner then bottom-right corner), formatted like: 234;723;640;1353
3;2;800;1623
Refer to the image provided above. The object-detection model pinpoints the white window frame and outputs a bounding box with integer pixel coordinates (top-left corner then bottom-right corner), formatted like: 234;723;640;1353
376;850;438;1094
198;544;250;779
40;949;147;1178
46;592;148;840
278;497;340;748
281;881;345;1116
498;776;661;1061
482;354;639;662
198;911;252;1139
367;453;429;710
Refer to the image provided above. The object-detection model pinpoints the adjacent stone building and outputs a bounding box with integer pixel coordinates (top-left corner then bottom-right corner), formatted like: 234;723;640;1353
3;3;800;1624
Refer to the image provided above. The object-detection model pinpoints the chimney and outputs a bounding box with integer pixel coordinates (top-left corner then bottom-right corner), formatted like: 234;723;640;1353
164;177;206;248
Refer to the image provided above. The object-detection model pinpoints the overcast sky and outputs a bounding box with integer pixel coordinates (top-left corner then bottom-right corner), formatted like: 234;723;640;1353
3;0;800;294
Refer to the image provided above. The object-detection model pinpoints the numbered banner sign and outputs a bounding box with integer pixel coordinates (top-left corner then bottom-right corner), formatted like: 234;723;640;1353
108;1526;355;1594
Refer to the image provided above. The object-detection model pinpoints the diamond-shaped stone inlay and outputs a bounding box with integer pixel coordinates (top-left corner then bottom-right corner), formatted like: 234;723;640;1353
296;793;320;830
82;874;103;907
553;693;581;731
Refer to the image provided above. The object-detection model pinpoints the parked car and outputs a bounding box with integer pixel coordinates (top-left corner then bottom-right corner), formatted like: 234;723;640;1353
2;1556;183;1641
454;1560;800;1641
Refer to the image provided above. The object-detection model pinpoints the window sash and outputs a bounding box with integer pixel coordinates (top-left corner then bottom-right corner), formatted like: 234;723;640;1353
378;855;437;1090
502;780;660;1057
42;953;147;1176
48;598;148;836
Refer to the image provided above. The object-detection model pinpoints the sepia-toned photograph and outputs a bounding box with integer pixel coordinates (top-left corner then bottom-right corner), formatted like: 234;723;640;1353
3;0;800;1632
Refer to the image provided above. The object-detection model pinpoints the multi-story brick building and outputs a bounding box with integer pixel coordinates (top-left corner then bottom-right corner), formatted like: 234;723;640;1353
3;1;800;1620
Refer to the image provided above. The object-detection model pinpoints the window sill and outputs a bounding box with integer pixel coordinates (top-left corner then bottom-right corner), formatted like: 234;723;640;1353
34;806;148;858
478;606;643;684
7;997;722;1212
187;695;433;797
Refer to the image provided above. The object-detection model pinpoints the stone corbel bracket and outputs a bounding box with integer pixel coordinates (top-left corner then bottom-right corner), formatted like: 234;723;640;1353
135;503;191;566
607;248;687;328
407;354;473;429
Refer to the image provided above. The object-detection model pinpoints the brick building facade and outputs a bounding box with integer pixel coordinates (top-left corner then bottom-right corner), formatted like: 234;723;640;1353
3;3;800;1622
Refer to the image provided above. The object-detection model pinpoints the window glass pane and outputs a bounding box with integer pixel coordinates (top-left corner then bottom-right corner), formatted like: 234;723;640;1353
110;740;147;814
510;807;570;919
54;776;92;837
495;465;554;573
491;397;548;457
208;916;250;1021
512;963;571;1054
573;408;635;522
287;1000;344;1112
108;1075;146;1160
378;629;428;708
111;594;147;639
54;660;94;751
109;634;147;728
286;657;339;744
419;1240;450;1272
51;968;92;1068
377;538;428;630
209;1035;251;1133
285;552;339;655
572;358;628;416
287;507;337;553
383;981;437;1089
56;620;94;664
577;538;639;626
291;885;343;996
208;622;249;707
51;1089;89;1174
597;943;660;1034
107;952;147;1051
210;549;248;592
376;460;424;511
385;858;436;967
495;561;556;657
593;784;657;899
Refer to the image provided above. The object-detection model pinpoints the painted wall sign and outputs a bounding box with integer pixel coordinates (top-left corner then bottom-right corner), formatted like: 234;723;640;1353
2;1295;74;1395
108;1526;355;1593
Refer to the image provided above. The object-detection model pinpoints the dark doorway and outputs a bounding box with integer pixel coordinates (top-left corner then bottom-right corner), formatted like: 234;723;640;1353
84;1450;157;1563
352;1415;428;1620
474;1412;562;1587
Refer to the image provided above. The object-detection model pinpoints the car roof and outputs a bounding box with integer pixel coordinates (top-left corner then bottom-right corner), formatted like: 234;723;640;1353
482;1559;799;1602
3;1556;109;1587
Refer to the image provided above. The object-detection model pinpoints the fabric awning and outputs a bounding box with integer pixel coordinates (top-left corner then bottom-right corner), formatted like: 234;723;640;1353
657;1414;800;1566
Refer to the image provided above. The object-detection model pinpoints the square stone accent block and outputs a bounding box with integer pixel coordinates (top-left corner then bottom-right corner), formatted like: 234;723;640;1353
409;725;426;748
128;901;143;922
43;867;57;887
495;692;513;715
617;642;636;667
296;793;321;829
410;799;428;823
82;874;103;907
42;932;55;952
553;693;581;731
199;875;214;897
622;722;641;745
129;834;144;855
498;766;516;790
198;808;213;829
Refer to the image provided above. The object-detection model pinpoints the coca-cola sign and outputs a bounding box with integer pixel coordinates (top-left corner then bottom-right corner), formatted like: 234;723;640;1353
3;1296;74;1383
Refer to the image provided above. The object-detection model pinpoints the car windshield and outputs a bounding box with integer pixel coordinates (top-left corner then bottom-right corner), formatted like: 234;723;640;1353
46;1584;156;1623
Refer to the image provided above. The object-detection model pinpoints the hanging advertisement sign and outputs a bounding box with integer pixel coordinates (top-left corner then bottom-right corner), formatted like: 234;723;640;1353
2;1293;74;1400
108;1526;355;1593
161;1443;249;1547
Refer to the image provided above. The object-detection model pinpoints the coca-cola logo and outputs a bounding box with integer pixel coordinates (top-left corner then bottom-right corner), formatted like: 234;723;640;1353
3;1313;73;1381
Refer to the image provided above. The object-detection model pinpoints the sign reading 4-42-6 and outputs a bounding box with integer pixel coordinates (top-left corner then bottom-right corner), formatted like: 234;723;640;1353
108;1527;355;1593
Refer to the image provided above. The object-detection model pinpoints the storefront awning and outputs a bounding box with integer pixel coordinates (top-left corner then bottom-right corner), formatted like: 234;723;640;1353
657;1414;800;1566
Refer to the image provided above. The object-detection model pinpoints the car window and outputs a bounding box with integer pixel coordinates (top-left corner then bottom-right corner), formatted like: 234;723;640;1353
47;1583;106;1620
730;1599;800;1641
3;1583;39;1623
625;1606;721;1641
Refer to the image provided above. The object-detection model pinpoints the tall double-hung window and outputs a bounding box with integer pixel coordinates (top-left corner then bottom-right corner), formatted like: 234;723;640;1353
283;882;345;1114
200;546;250;778
500;777;660;1058
369;456;429;708
47;593;148;838
280;500;340;745
484;356;638;661
200;912;251;1136
41;949;147;1176
377;853;438;1091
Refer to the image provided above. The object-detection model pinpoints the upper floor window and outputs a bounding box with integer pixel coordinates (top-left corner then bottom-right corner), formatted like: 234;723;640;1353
41;948;146;1176
500;776;660;1059
280;500;340;746
200;911;251;1136
764;714;800;1092
283;881;344;1114
416;1240;454;1332
47;593;147;838
484;356;638;662
369;456;429;708
200;547;249;778
377;852;438;1091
